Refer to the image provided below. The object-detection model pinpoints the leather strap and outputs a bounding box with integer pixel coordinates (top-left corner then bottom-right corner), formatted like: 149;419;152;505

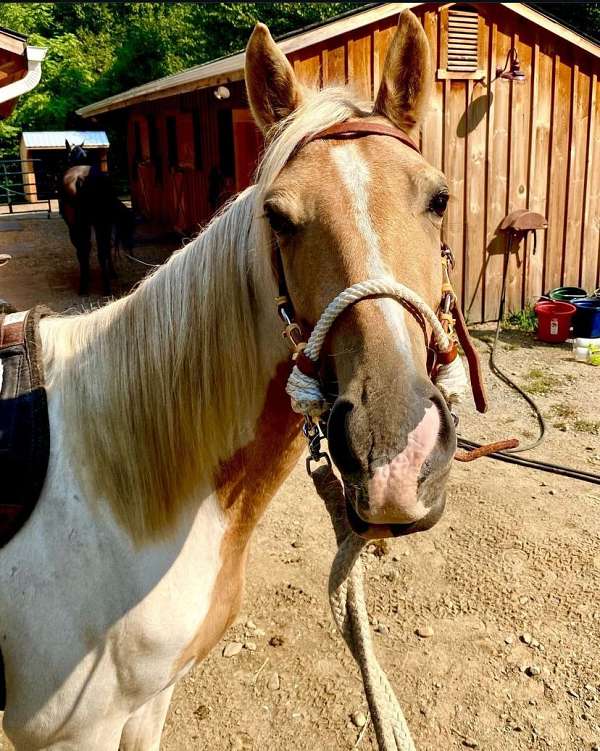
452;302;488;413
305;121;420;155
455;438;519;462
0;312;27;350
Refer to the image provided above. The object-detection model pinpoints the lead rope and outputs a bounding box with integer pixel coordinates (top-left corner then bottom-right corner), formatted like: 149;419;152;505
281;279;469;751
312;464;416;751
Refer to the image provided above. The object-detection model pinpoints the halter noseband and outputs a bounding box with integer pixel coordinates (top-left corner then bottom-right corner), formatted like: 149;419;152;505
272;120;488;429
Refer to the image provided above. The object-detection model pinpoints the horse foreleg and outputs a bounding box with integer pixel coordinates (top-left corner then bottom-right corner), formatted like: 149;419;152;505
119;685;175;751
95;224;113;297
68;224;92;296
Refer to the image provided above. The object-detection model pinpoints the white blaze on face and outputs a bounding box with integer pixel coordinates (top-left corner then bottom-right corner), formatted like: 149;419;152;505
330;143;413;360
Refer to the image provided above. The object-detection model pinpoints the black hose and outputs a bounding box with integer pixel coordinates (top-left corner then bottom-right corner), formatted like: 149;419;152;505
457;230;600;486
457;438;600;485
486;232;546;452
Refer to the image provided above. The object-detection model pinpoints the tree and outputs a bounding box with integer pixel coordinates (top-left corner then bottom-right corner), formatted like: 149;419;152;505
0;2;358;160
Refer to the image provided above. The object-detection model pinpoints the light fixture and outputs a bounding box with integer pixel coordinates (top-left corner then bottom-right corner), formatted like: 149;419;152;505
496;47;526;82
214;85;231;100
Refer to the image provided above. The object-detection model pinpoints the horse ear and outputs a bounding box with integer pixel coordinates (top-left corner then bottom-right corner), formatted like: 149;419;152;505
245;23;304;134
65;139;71;152
79;142;85;148
373;10;432;136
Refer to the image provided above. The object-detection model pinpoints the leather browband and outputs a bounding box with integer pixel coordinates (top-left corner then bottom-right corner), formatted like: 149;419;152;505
303;121;421;155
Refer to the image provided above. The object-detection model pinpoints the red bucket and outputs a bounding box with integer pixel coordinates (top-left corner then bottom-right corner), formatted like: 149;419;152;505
534;300;576;343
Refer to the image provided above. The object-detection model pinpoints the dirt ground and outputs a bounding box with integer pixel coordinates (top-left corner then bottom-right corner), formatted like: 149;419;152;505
1;212;599;751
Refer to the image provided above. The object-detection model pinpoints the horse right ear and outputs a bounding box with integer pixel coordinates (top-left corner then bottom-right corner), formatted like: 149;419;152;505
245;23;304;135
65;139;71;152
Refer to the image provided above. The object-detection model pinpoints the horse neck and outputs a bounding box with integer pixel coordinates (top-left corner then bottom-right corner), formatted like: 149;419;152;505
42;189;289;542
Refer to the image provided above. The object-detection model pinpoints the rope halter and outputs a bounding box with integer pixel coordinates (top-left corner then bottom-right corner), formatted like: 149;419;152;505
268;119;490;437
284;278;468;418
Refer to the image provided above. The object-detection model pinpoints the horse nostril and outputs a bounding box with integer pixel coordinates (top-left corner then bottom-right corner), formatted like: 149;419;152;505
327;398;362;475
428;391;455;446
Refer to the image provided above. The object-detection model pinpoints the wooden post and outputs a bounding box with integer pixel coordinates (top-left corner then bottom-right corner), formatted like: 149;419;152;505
19;140;37;203
99;148;109;172
1;162;12;212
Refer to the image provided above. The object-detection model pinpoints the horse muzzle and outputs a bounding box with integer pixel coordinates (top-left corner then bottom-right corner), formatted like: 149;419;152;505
326;385;455;540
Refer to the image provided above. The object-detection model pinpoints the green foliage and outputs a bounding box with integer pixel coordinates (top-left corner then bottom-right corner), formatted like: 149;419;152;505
0;2;356;160
532;3;600;41
502;305;538;333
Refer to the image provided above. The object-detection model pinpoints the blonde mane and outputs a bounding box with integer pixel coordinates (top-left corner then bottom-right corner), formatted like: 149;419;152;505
44;88;365;542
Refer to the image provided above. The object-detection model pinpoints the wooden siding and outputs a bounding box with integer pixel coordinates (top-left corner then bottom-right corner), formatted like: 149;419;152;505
127;82;251;234
286;2;600;320
126;3;600;320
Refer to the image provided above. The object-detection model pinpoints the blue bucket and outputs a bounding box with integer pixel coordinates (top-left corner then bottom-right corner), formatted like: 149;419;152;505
572;297;600;338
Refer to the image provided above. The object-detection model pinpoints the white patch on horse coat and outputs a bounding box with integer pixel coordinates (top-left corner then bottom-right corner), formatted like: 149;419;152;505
330;143;412;360
0;387;227;748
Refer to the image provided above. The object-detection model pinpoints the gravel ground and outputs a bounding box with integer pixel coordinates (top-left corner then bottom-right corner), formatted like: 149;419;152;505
0;212;599;750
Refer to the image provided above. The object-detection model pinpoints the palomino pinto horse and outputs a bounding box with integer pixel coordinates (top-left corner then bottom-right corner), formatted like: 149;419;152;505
1;12;456;749
59;141;134;296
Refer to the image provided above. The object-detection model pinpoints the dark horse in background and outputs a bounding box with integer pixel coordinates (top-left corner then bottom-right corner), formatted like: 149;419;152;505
59;141;135;295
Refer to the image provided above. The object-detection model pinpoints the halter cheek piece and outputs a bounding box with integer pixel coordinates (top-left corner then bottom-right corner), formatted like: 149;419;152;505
271;120;509;466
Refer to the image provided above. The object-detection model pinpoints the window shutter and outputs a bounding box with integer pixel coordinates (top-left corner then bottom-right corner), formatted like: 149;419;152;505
447;7;479;73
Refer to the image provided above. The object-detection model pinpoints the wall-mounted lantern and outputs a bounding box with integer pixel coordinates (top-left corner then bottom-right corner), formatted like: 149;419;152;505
214;85;231;100
496;47;526;82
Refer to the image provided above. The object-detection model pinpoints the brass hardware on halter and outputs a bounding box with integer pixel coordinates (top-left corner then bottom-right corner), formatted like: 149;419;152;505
283;323;305;354
276;294;307;354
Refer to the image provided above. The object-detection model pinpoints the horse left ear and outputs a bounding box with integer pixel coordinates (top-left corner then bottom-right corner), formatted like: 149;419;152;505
373;10;432;136
245;23;304;135
65;139;72;152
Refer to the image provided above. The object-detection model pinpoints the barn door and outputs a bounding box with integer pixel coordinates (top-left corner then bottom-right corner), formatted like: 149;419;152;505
232;109;263;192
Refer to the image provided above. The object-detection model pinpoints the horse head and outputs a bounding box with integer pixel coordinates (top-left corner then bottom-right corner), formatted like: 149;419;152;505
247;11;456;540
65;139;89;167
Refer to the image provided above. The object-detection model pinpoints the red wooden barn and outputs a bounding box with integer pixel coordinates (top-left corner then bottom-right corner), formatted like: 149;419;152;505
0;27;46;120
78;3;600;322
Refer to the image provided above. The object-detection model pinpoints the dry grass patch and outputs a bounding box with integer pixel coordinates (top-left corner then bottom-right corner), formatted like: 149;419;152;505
551;404;578;419
525;369;561;396
573;419;600;436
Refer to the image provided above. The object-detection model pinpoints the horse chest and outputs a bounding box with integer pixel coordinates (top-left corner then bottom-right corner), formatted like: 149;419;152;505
0;491;229;726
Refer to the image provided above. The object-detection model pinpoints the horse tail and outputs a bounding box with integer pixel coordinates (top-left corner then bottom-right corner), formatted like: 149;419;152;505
113;199;135;256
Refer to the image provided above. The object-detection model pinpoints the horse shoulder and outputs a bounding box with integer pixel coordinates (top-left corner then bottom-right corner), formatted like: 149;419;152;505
172;361;305;673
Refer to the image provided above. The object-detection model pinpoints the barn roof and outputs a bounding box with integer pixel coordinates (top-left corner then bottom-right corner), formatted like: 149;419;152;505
77;2;600;119
22;130;110;150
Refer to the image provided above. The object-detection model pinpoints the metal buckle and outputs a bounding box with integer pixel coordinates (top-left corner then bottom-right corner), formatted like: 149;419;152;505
441;243;455;270
283;322;305;353
303;417;332;476
276;297;307;354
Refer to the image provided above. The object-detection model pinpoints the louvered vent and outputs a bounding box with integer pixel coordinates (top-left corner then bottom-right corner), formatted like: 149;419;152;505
447;7;479;73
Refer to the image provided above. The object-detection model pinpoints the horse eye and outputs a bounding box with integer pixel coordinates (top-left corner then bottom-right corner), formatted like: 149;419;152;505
264;204;296;236
429;192;449;217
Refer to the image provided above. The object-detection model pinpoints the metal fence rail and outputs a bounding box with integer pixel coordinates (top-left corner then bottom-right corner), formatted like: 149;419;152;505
0;159;55;217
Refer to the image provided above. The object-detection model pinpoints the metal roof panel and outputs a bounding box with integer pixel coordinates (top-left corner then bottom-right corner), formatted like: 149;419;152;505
21;130;110;150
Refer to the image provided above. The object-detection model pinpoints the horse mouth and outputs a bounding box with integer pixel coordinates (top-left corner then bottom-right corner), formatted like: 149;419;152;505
344;496;419;539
